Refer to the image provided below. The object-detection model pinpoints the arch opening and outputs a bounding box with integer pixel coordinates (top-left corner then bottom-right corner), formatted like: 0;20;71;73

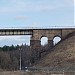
41;37;48;46
53;36;61;46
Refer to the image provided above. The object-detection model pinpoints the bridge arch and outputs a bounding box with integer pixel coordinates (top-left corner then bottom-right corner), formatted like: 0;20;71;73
53;35;61;46
40;35;48;46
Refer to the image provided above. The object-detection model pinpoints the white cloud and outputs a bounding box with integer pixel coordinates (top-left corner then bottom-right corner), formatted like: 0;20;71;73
0;0;73;13
0;4;52;13
15;16;29;20
29;22;43;27
65;0;74;4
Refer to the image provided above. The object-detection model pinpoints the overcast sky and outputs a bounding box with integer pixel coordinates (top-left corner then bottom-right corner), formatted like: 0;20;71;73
0;0;74;47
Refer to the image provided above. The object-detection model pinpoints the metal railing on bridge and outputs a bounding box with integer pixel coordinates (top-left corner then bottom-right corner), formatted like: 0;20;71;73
0;26;75;29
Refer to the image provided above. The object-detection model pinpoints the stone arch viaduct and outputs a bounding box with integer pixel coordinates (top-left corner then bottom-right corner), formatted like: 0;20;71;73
0;28;75;62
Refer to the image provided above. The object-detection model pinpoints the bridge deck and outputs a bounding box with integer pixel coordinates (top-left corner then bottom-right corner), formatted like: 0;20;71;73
0;29;33;35
0;27;75;35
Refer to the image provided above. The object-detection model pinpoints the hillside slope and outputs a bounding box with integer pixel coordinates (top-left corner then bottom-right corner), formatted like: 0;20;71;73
34;32;75;71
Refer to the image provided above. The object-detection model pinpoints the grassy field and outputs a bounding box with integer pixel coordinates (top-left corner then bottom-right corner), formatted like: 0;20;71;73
35;34;75;71
0;71;74;75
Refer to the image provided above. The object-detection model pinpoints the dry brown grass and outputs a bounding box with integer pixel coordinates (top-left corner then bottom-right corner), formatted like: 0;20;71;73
35;34;75;70
0;71;58;75
0;71;73;75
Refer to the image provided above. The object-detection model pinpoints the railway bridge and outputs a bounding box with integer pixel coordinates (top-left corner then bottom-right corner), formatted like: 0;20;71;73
0;27;75;62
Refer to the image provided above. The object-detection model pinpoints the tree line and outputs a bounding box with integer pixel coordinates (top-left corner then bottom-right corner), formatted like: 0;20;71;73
0;44;31;71
0;43;50;71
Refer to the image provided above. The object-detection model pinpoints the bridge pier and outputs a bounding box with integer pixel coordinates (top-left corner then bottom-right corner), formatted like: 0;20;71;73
30;39;54;63
48;40;53;49
30;40;41;63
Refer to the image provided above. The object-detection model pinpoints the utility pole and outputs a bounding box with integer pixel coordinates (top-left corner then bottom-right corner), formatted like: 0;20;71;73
19;47;22;71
